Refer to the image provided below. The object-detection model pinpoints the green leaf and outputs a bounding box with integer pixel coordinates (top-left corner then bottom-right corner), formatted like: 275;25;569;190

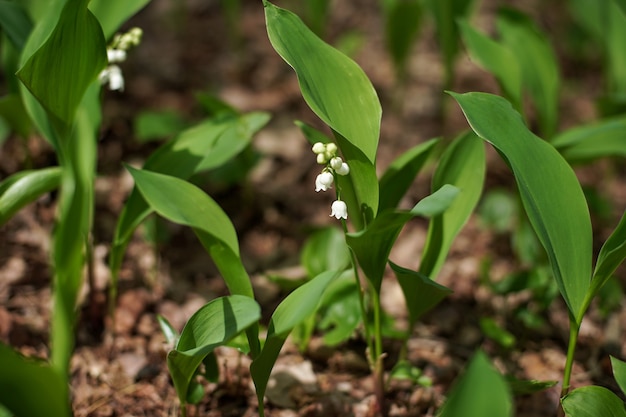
334;133;379;228
110;113;269;286
449;91;592;325
134;110;188;142
584;208;626;312
424;0;474;87
458;19;522;109
16;0;107;129
562;386;626;417
478;189;518;233
0;1;32;50
552;116;626;163
295;120;332;146
391;262;452;325
50;86;101;373
378;138;438;212
301;227;351;278
263;1;381;164
317;271;361;346
167;295;260;407
479;317;516;348
128;167;254;298
347;184;459;292
438;351;512;417
0;343;71;417
611;356;626;396
89;0;151;39
496;8;560;138
157;315;179;346
0;167;61;226
251;270;338;417
505;376;557;395
382;0;422;78
419;131;485;278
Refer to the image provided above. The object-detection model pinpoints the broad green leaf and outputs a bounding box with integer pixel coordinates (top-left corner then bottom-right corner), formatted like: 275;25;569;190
251;270;338;417
458;19;522;109
562;386;626;417
263;1;381;164
89;0;151;39
617;0;626;15
17;0;107;129
334;133;379;228
586;210;626;311
449;91;592;325
378;138;438;212
496;8;560;138
301;227;351;278
0;1;32;50
317;271;361;346
110;113;269;288
424;0;474;88
552;116;626;162
134;110;188;142
611;356;626;396
419;131;485;278
391;262;452;325
438;351;512;417
264;1;380;227
167;295;260;407
382;0;422;78
117;112;269;242
347;184;458;292
0;343;71;417
0;167;61;226
128;167;254;298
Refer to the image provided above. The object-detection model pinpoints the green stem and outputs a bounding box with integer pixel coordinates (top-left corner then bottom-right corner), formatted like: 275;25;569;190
340;219;374;364
370;288;383;361
561;320;580;398
371;287;387;417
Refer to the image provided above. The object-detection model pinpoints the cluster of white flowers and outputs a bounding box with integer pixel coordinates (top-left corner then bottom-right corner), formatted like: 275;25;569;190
99;27;143;92
312;141;350;220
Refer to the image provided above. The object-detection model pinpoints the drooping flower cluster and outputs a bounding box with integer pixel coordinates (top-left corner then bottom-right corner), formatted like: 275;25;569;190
312;142;350;220
99;27;143;92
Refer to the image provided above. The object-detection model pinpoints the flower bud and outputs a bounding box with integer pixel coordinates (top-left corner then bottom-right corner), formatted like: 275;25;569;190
312;142;326;154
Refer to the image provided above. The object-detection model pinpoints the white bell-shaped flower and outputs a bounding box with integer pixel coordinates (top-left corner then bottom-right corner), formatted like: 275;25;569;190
336;162;349;176
330;200;348;220
106;65;124;91
315;171;334;192
329;157;343;171
107;48;127;63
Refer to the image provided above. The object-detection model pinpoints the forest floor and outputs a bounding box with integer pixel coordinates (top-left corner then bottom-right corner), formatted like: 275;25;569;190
1;0;626;416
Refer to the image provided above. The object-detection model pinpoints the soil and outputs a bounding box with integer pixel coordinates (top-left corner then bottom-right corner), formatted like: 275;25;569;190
1;0;626;416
